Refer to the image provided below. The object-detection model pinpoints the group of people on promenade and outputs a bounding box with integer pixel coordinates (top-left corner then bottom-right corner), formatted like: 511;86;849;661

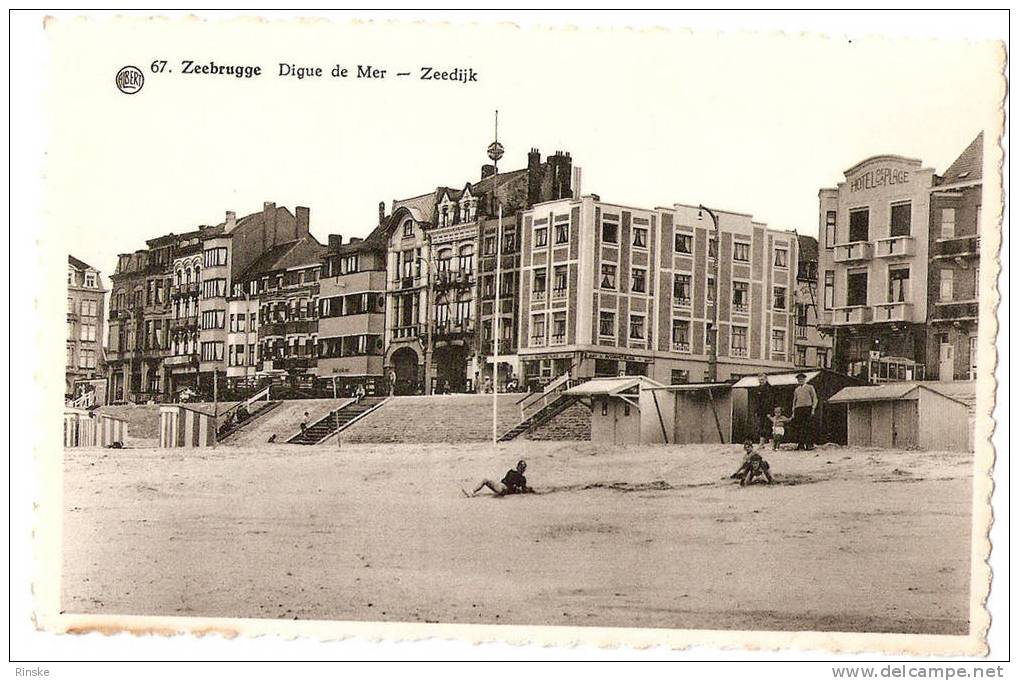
753;372;821;451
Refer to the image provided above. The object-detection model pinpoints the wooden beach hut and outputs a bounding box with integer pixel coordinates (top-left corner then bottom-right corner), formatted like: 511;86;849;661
159;404;217;448
564;376;667;445
828;383;972;451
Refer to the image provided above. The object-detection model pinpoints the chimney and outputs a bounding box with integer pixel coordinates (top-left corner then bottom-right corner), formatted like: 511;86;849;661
328;234;343;250
481;164;496;179
224;210;237;233
263;201;277;248
349;237;363;244
296;206;310;236
549;150;573;200
378;201;386;226
527;147;542;206
571;167;583;200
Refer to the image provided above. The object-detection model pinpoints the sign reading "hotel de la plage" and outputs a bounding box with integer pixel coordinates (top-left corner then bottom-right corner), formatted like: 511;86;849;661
849;166;912;193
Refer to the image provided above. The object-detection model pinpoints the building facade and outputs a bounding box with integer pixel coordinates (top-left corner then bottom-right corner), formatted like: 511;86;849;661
817;155;936;383
792;235;833;370
517;197;801;386
66;256;107;397
927;133;982;381
381;148;574;395
317;229;388;395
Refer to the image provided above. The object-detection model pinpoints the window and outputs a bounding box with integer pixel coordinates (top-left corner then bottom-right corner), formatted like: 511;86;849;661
598;310;615;337
455;299;472;323
601;220;619;244
671;319;690;352
825;211;837;247
888;267;910;303
461;200;474;223
846;271;868;307
553;265;568;294
533;268;547;295
733;242;750;262
771;329;786;355
551;311;567;344
940;268;954;301
483;236;497;256
816;348;829;368
534;226;548;247
400;250;415;278
773;286;787;310
732;281;749;313
554;221;569;244
706;276;716;303
202;278;227;299
200;341;224;362
203;247;228;268
84;272;97;288
600;264;616;290
79;349;96;369
941;208;956;239
342;255;358;274
631;268;647;294
674;232;693;254
632;227;648;249
796;346;808;366
849;208;869;242
774;248;788;268
66;345;74;367
67;269;76;286
708;238;718;260
502;230;516;253
673;274;691;306
201;309;225;330
629;314;645;340
439;204;450;227
731;325;748;357
796;303;809;327
890;202;911;237
671;369;690;385
531;314;546;342
79;323;97;342
823;270;835;309
402;220;414;238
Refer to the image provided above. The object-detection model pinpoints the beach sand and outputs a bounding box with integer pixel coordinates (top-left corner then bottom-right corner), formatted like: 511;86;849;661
61;441;973;634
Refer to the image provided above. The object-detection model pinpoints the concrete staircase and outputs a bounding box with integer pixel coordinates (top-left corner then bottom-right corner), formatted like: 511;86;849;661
337;394;520;444
220;398;354;446
498;393;579;442
288;397;387;445
216;401;282;442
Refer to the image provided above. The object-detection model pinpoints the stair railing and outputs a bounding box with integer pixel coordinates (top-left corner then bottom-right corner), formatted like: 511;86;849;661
519;370;573;421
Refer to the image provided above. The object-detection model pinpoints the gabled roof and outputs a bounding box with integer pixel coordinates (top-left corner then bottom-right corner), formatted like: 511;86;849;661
68;255;96;272
732;371;821;388
240;236;323;279
828;383;968;407
566;375;666;397
940;132;983;184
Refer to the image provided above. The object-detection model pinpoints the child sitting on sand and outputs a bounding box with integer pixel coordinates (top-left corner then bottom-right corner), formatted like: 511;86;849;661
767;406;789;450
731;440;774;486
465;459;534;497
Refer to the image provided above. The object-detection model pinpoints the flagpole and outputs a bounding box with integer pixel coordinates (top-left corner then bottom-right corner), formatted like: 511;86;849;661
488;110;504;447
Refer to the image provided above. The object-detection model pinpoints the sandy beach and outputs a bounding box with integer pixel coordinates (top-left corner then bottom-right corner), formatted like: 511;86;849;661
61;441;973;634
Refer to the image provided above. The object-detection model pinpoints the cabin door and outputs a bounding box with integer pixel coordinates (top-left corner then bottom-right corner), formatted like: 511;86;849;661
891;400;918;449
939;337;955;381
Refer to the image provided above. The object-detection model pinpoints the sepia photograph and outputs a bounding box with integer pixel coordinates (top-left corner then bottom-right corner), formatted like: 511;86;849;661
12;9;1009;668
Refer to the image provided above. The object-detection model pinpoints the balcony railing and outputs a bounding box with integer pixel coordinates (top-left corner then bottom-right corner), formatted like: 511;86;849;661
931;300;979;322
532;289;547;302
833;241;873;263
551;288;568;301
671;341;691;353
795;325;809;339
673;297;692;308
873;301;913;323
934;235;980;259
550;334;566;346
873;235;916;258
832;305;874;325
164;353;199;368
433;320;474;340
530;336;546;347
392;324;420;340
730;347;748;358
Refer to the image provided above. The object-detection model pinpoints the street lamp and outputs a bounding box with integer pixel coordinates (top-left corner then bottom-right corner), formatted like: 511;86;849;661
698;205;721;382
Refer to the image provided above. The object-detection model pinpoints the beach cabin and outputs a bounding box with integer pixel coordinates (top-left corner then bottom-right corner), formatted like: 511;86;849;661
159;404;217;448
564;376;667;445
730;370;865;445
63;408;96;447
94;413;128;447
634;383;733;445
828;383;972;451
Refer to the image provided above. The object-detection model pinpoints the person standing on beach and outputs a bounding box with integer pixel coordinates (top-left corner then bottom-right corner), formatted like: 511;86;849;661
791;373;818;450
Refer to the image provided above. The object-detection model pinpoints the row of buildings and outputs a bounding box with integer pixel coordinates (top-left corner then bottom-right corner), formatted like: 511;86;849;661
67;134;983;402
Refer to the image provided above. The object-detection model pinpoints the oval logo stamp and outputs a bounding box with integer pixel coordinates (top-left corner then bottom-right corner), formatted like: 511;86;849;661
115;66;144;95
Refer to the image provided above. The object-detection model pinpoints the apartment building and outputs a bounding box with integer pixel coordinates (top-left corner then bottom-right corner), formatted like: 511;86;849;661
817;154;937;382
317;229;388;395
792;235;833;370
163;232;203;395
517;196;800;386
66;256;107;397
927;133;983;381
382;148;574;395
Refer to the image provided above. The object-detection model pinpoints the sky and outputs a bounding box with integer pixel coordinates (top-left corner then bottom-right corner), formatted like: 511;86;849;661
44;17;1003;289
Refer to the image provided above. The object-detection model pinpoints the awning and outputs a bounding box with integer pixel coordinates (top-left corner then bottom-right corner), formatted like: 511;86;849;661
565;375;665;397
731;371;821;388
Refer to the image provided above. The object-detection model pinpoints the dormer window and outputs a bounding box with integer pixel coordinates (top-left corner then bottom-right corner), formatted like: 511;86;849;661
461;197;475;223
84;272;97;288
402;219;414;238
440;205;450;227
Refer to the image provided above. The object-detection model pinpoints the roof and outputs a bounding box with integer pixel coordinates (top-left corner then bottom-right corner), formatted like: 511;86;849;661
68;255;96;272
797;234;818;262
732;371;821;388
240;235;324;280
940;132;983;184
565;376;666;397
647;382;732;393
828;383;968;407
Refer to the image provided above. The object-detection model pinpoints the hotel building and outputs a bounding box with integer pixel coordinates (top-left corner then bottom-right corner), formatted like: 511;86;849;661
517;196;801;386
817;154;936;382
66;256;107;398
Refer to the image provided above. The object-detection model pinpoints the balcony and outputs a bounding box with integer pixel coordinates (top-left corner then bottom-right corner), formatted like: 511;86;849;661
795;325;809;340
550;334;566;346
873;301;914;323
673;297;692;309
164;353;199;368
730;347;748;358
172;315;198;331
934;235;980;260
833;241;873;263
931;300;979;323
272;357;315;371
433;270;474;290
671;341;691;353
395;276;417;290
832;305;874;325
392;324;420;340
551;288;568;301
873;235;916;258
432;320;474;342
171;282;201;299
532;289;547;302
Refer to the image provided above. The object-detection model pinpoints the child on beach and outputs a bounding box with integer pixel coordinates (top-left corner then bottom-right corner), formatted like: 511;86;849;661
731;440;774;486
465;460;534;497
768;406;789;450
